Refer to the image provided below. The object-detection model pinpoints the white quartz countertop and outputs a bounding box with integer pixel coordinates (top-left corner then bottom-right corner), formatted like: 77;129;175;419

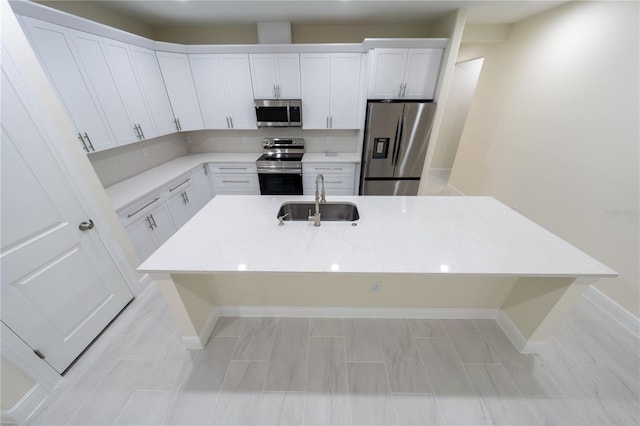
139;195;617;277
105;153;360;211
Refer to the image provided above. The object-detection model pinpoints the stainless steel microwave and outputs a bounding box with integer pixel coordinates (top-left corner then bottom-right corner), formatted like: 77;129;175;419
254;99;302;128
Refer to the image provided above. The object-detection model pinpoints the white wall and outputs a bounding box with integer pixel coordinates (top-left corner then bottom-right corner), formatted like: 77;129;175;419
450;1;639;316
430;57;484;168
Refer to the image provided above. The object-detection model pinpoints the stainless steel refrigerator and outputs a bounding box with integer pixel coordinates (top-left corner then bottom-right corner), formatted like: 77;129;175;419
360;101;436;195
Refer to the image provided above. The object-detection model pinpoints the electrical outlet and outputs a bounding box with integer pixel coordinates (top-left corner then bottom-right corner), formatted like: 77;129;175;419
142;148;149;158
185;136;192;144
326;136;332;144
371;282;381;292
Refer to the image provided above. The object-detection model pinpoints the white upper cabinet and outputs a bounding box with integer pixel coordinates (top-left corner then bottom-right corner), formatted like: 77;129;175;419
101;38;157;141
20;16;117;153
189;54;256;129
249;53;300;99
301;53;361;129
155;51;204;132
128;45;177;137
368;48;443;100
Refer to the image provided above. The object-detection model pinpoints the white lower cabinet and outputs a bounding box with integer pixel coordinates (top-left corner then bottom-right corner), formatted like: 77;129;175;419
118;165;214;261
123;201;176;261
208;162;260;195
303;162;357;195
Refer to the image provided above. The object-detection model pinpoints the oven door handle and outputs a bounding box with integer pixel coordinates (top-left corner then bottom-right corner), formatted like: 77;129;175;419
257;169;303;175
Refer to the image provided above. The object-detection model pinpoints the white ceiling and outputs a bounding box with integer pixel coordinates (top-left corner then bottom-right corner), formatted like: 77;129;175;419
90;1;568;27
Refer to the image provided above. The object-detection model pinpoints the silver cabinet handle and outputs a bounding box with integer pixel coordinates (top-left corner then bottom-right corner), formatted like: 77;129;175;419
181;191;187;204
401;83;407;97
127;197;160;218
330;116;333;128
203;164;208;175
169;177;191;192
222;180;250;183
78;219;94;231
229;117;234;128
325;181;343;184
83;132;95;151
78;133;89;152
138;124;145;139
273;85;277;98
326;116;329;129
219;167;247;170
145;216;154;230
134;124;142;140
277;84;280;98
184;191;189;203
174;118;182;131
398;84;404;97
149;214;158;229
314;167;343;171
226;117;230;128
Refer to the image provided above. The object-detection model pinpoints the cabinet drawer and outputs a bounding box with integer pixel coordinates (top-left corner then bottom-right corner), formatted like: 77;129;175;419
117;192;163;224
302;163;356;174
303;173;354;190
208;162;257;174
211;173;260;194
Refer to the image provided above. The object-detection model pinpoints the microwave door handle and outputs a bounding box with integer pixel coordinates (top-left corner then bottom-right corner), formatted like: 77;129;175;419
286;102;290;125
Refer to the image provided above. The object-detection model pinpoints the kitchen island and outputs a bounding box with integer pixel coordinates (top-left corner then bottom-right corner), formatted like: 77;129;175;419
139;195;616;352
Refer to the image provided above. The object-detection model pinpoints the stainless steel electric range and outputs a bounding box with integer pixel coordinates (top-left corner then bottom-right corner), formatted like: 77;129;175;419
256;138;304;195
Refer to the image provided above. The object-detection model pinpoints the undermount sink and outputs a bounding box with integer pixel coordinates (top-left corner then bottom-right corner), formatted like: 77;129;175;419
277;202;360;222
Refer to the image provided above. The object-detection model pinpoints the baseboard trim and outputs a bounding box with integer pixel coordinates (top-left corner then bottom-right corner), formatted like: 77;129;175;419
496;310;545;353
181;307;220;349
446;183;465;196
583;286;640;338
211;305;499;319
0;384;49;425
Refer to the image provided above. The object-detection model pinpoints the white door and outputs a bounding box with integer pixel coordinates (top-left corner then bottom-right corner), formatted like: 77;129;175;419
102;38;158;140
189;54;230;129
403;49;442;100
155;51;204;131
129;45;177;136
274;53;301;98
220;54;257;129
329;53;361;129
0;54;133;374
300;53;331;129
368;48;407;99
19;16;116;153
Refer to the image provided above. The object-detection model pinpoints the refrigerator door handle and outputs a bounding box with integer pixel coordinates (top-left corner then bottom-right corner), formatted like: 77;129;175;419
393;115;405;166
391;118;401;165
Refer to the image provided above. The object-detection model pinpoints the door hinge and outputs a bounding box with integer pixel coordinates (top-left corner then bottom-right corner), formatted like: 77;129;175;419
34;349;45;359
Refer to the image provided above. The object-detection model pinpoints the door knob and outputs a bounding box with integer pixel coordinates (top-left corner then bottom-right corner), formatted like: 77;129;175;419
78;219;94;231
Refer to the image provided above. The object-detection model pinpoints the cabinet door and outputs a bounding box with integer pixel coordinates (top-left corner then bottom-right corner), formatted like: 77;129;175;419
220;54;257;129
102;38;157;140
68;29;138;146
189;54;230;129
147;202;176;246
125;215;158;261
129;45;177;136
156;51;204;131
274;53;301;98
19;16;116;152
403;49;442;100
249;54;277;99
329;53;361;129
368;49;407;99
300;53;331;129
188;166;214;212
166;189;191;230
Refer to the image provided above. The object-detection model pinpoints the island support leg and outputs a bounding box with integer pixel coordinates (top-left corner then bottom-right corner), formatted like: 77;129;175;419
151;273;216;349
499;276;596;353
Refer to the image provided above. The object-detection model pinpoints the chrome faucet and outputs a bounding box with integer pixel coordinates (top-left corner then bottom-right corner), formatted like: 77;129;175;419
309;173;326;226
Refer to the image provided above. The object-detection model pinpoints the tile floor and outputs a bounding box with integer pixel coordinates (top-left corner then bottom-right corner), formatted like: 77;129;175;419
27;284;639;426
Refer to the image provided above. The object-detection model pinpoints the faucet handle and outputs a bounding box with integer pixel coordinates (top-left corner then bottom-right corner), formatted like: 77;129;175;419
321;189;326;203
278;213;289;226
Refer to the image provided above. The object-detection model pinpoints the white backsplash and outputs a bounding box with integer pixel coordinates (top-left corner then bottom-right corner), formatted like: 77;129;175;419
186;129;360;154
89;133;189;187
